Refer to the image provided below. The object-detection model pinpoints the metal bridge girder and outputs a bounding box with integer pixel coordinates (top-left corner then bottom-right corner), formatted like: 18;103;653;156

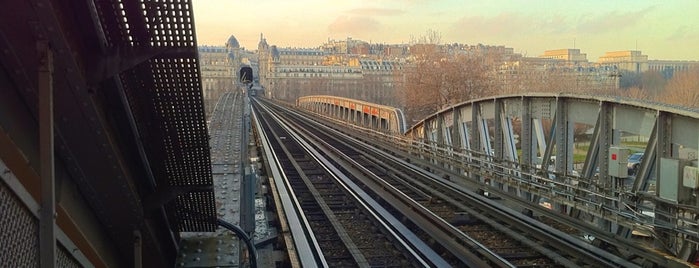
405;93;699;264
297;95;406;134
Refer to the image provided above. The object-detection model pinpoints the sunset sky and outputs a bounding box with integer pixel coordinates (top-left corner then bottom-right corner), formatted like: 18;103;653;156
191;0;699;60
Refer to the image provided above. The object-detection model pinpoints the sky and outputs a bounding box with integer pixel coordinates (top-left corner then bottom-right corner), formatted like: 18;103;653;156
191;0;699;61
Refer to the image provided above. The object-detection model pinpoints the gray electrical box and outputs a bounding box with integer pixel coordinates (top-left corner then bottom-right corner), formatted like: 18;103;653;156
659;158;681;202
683;166;699;189
608;147;628;178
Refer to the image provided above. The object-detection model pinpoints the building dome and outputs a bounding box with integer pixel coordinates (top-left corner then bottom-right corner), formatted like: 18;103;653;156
270;45;280;59
226;35;240;49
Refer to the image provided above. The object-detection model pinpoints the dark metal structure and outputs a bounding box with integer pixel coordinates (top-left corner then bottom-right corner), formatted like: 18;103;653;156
0;0;214;267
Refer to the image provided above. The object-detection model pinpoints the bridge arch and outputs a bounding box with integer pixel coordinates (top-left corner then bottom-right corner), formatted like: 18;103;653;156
406;93;699;258
408;93;699;177
297;95;406;134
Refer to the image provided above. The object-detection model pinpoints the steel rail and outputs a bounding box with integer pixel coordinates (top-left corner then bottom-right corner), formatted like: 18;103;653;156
251;102;329;268
256;99;448;267
269;101;514;268
257;101;370;266
269;98;639;267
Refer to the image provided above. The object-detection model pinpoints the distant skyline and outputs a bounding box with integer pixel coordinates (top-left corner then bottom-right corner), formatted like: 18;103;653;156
191;0;699;61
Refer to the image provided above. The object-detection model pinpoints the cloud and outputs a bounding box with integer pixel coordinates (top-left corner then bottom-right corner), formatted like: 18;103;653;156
448;7;655;42
449;13;534;38
576;7;654;34
449;12;584;39
328;16;382;35
667;25;699;41
536;15;572;34
346;8;405;16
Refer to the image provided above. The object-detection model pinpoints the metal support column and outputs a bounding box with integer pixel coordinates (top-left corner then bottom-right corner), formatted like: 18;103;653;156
596;102;614;232
493;100;505;192
521;98;534;201
501;105;518;194
435;116;444;148
471;104;483;184
654;111;679;253
134;230;142;268
553;98;569;213
451;109;462;151
38;40;56;268
554;98;568;175
493;100;504;160
460;109;472;155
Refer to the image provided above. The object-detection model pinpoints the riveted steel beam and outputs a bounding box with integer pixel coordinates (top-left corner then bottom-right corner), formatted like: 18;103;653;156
38;40;56;268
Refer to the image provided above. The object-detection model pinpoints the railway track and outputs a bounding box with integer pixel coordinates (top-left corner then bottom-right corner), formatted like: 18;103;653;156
255;98;638;268
313;135;557;266
253;99;448;267
209;92;241;164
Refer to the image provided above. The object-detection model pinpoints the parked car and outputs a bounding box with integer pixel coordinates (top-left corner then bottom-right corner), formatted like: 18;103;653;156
627;153;644;176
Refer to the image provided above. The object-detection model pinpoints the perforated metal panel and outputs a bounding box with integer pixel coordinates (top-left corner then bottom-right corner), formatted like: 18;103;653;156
94;0;197;47
173;191;217;232
57;244;82;268
150;57;211;187
0;180;39;267
94;0;216;232
142;1;197;47
120;56;215;232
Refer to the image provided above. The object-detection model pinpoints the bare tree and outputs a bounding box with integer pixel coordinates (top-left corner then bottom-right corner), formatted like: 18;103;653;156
660;68;699;108
617;70;667;100
439;54;491;106
401;46;494;122
409;29;442;45
621;86;651;100
641;70;667;97
402;55;443;122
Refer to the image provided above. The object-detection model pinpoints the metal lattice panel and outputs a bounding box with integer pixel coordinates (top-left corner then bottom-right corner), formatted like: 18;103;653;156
120;55;214;231
173;191;217;232
93;0;215;231
150;57;210;187
142;0;197;47
57;244;82;268
0;180;39;268
94;0;197;47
